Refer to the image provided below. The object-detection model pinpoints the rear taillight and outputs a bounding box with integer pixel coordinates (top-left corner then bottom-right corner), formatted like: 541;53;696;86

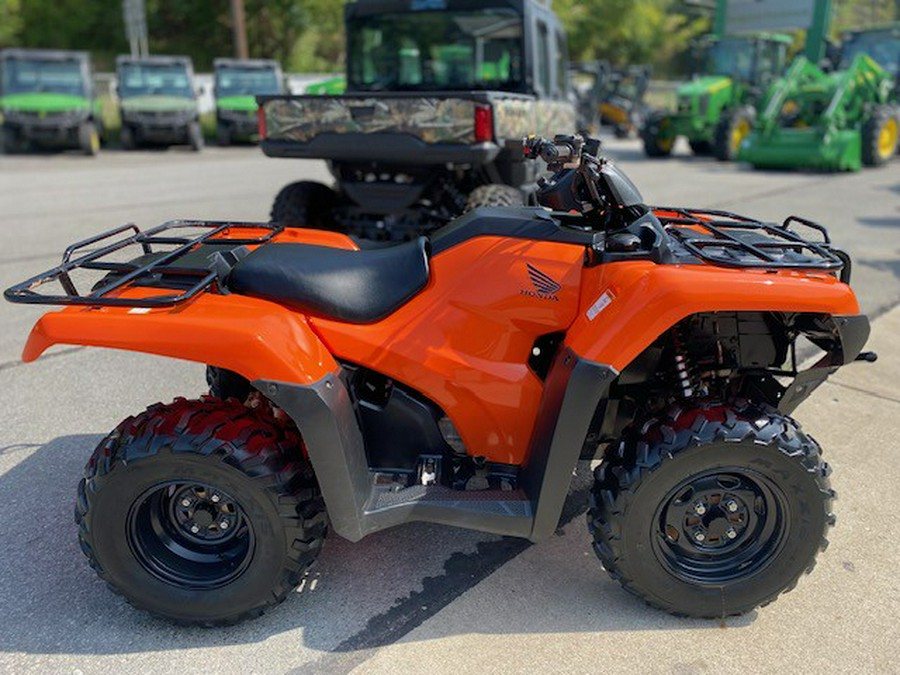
474;104;493;143
257;106;267;139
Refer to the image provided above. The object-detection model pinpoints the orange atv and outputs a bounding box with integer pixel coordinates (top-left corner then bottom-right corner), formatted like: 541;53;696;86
5;135;874;626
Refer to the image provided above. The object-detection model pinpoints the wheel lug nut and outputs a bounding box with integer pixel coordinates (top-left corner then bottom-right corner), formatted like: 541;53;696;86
211;494;220;503
693;502;707;515
190;524;200;534
725;499;739;513
693;530;706;542
725;527;738;540
181;498;191;507
219;521;229;529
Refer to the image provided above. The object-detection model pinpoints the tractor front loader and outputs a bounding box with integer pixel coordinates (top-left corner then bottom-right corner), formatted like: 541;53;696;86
738;52;898;171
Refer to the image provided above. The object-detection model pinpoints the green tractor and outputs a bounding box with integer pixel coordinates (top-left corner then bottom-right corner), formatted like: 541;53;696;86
641;33;791;160
116;55;202;151
213;58;285;146
0;48;103;156
738;24;899;171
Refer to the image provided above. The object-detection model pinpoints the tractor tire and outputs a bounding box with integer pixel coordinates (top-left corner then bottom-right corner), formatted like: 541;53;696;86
588;403;834;619
120;125;136;151
76;397;326;626
188;121;204;152
270;180;339;228
216;121;232;147
641;112;675;158
688;140;713;155
464;184;524;211
861;105;899;167
714;107;755;162
78;121;100;156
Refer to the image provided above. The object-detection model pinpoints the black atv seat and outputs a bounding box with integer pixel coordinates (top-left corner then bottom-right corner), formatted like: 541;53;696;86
226;237;430;323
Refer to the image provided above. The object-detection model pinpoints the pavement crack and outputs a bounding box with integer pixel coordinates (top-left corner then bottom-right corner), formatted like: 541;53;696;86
826;380;900;406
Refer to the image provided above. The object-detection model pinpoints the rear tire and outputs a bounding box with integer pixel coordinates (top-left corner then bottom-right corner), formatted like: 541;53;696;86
588;404;834;619
714;107;755;161
641;112;675;158
862;105;898;167
464;184;523;211
270;180;339;228
76;397;326;626
2;125;26;154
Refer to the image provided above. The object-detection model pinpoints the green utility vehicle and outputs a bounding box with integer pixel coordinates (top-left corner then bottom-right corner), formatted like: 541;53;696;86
213;58;284;145
641;33;791;160
738;25;899;171
0;48;103;156
258;0;577;241
116;55;202;151
303;76;346;95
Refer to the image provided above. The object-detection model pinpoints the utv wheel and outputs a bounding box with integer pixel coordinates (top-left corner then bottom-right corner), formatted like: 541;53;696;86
588;404;834;619
464;184;524;211
641;112;675;157
2;125;26;154
862;105;898;167
78;121;100;156
76;397;326;626
216;122;232;147
120;125;136;151
270;180;339;228
188;121;204;152
714;107;755;161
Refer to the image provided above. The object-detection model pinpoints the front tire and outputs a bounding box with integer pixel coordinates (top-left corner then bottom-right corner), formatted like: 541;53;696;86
641;112;675;158
216;121;232;147
588;404;834;619
76;397;326;626
862;105;898;167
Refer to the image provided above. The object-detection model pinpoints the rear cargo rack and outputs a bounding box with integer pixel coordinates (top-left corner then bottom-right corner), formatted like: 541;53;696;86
4;220;282;308
654;207;845;276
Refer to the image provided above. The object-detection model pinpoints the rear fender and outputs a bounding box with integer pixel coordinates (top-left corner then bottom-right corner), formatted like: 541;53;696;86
22;292;337;385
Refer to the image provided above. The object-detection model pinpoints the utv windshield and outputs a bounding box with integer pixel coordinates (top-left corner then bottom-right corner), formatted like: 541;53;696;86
215;67;281;97
840;30;900;76
347;8;524;91
0;57;87;96
118;63;194;99
705;38;755;80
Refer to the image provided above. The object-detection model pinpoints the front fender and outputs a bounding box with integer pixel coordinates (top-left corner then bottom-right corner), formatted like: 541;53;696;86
568;262;861;371
22;292;337;385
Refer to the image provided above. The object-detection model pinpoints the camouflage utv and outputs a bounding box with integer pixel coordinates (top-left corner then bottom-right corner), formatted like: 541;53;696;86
259;0;577;240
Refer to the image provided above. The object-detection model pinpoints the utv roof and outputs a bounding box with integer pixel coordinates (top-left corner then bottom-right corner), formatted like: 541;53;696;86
213;58;281;70
116;55;194;67
345;0;535;19
0;48;90;62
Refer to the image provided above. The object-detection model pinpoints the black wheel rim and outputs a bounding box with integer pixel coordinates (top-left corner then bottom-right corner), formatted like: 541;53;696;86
128;481;255;589
651;468;788;584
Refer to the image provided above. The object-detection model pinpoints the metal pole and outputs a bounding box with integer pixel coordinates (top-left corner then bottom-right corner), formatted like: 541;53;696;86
231;0;249;60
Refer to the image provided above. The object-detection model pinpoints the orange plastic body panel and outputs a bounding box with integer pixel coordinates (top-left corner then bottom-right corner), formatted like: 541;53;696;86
567;261;861;371
310;236;586;465
20;224;863;468
23;291;338;385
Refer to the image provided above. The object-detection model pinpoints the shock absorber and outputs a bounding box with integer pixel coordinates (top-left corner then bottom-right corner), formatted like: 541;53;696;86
672;328;698;399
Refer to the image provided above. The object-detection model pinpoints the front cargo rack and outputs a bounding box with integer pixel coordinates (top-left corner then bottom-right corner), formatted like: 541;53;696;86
4;220;282;308
654;207;847;278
